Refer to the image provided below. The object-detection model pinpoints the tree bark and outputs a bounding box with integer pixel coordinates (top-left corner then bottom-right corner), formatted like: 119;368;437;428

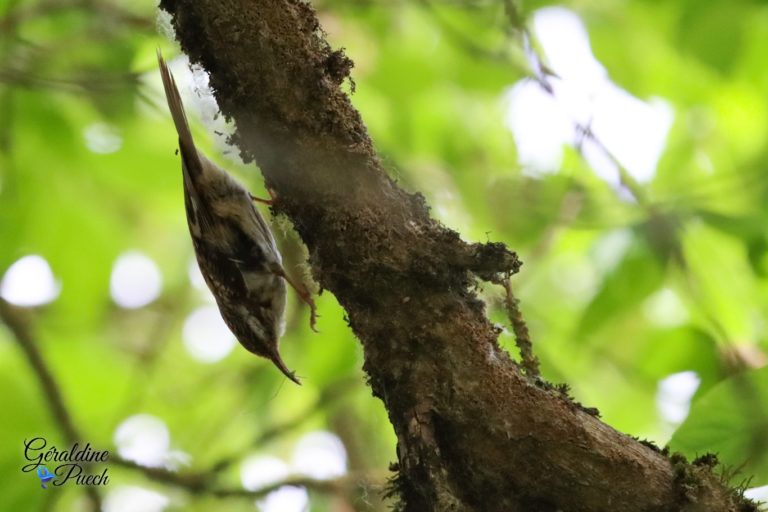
158;1;754;510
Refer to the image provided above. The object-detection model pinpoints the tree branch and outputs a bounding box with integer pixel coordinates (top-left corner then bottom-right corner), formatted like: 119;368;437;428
157;1;754;510
0;299;101;510
0;299;80;444
110;455;368;499
209;376;357;475
0;298;373;506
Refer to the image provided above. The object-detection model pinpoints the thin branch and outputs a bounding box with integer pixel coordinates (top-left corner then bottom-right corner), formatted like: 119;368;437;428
0;299;81;443
110;456;209;492
0;0;20;155
495;2;744;353
0;68;142;93
0;0;152;32
209;477;343;498
0;297;373;507
111;455;376;500
111;286;195;427
0;298;101;510
210;376;358;475
417;0;516;66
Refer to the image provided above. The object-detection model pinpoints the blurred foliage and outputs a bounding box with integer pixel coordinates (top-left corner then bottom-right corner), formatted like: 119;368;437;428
1;0;768;510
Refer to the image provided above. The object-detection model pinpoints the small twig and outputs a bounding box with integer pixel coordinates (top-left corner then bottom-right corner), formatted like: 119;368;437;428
111;286;194;427
0;68;142;93
0;0;21;155
0;299;370;507
210;376;358;475
209;477;344;499
0;299;80;443
112;455;372;499
496;5;741;350
0;298;101;511
0;0;152;32
501;280;540;379
418;0;516;66
574;124;651;207
111;456;208;491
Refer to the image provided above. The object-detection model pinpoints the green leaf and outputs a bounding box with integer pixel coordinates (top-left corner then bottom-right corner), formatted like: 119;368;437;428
578;235;664;335
670;366;768;485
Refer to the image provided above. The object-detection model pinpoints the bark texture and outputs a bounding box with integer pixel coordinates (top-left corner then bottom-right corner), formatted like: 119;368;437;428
158;1;754;510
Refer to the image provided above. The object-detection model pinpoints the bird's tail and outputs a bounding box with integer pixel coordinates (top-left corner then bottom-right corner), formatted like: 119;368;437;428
157;49;198;170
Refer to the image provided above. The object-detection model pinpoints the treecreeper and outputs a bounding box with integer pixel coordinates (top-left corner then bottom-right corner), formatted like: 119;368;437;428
157;50;317;385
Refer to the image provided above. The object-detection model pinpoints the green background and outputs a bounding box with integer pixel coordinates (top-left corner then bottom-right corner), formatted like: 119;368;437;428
1;0;768;509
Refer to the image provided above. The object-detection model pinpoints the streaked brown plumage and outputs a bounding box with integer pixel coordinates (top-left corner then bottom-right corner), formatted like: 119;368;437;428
157;50;316;384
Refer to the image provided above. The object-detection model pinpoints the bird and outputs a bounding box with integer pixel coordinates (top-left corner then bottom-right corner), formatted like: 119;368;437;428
157;50;316;384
